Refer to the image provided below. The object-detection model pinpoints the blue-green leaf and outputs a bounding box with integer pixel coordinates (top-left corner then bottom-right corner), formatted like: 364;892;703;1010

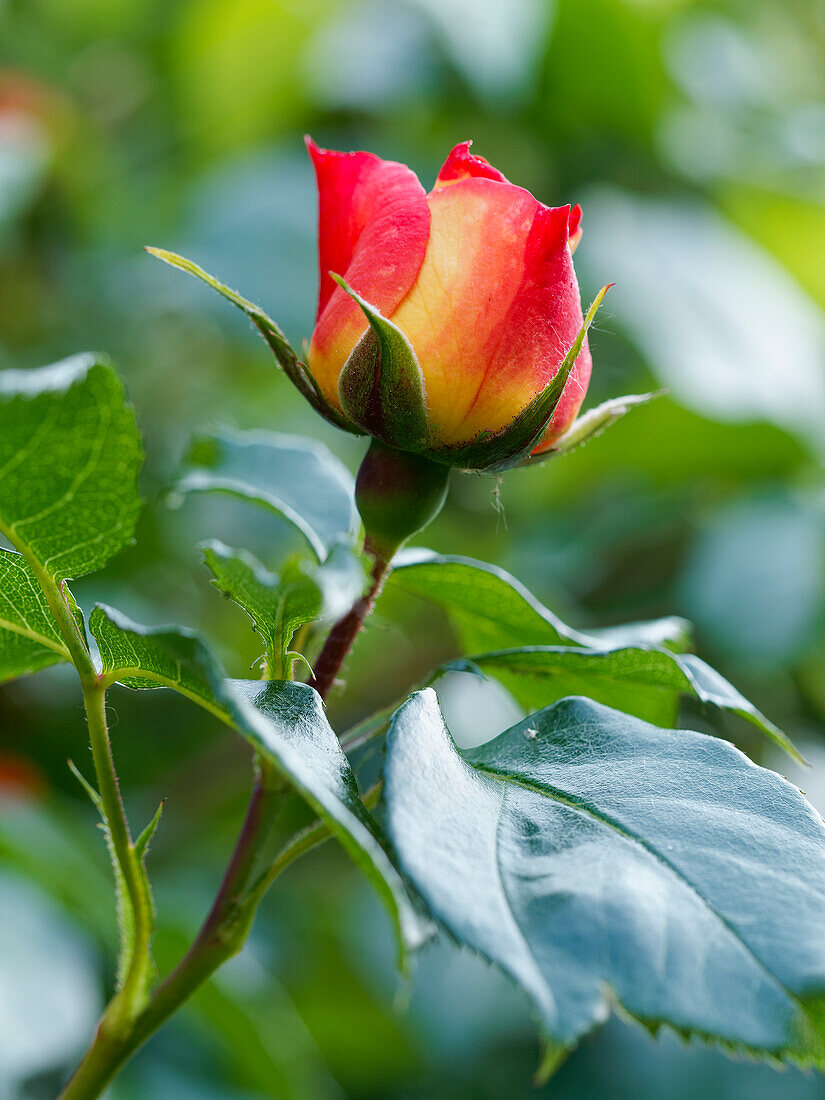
175;429;358;562
226;680;428;967
443;644;801;761
88;607;424;962
385;692;825;1066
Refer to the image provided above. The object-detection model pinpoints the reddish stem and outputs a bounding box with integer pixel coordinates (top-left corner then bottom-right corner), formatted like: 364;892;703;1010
309;554;389;701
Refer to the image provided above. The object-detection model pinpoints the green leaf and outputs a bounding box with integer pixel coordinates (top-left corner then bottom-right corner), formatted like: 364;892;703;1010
0;549;73;682
225;679;429;967
175;429;359;562
146;247;359;435
202;540;367;678
388;549;691;654
202;541;320;679
385;691;825;1066
0;629;64;684
335;275;429;450
86;605;426;962
443;645;802;761
0;354;143;582
90;604;228;721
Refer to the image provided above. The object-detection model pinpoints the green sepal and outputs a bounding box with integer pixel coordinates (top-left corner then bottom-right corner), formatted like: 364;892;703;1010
522;390;664;465
335;275;429;450
146;248;362;437
429;285;611;472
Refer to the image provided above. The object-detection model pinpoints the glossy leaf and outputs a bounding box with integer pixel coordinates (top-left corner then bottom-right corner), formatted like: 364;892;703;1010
443;645;802;761
388;549;691;654
385;691;825;1065
225;679;429;967
0;355;143;582
87;606;424;962
175;429;358;562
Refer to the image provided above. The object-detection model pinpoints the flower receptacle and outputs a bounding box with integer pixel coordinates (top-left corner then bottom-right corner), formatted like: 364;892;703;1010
355;439;450;563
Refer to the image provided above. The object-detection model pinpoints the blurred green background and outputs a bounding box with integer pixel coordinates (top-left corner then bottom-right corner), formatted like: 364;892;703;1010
2;0;825;1096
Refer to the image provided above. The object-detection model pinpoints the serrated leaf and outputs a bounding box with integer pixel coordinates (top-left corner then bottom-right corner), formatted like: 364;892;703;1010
86;605;425;961
202;541;321;679
0;630;64;683
385;691;825;1065
90;604;228;721
0;548;87;683
0;355;143;582
225;679;429;967
175;429;358;562
202;540;367;678
444;645;802;761
388;549;691;654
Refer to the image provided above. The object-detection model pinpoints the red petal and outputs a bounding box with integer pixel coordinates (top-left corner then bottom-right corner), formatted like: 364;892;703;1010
462;198;591;443
568;203;582;239
306;137;429;321
306;138;429;408
567;203;583;255
432;140;510;191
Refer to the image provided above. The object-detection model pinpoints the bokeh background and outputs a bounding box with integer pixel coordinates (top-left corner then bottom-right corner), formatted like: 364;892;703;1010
2;0;825;1096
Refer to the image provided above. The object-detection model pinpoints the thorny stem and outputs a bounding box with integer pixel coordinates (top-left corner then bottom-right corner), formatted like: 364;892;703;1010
308;553;390;701
60;766;286;1100
81;682;155;1032
61;545;391;1098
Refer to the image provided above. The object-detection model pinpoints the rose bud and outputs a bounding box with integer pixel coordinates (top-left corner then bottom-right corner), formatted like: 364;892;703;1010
148;140;622;476
307;139;607;470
